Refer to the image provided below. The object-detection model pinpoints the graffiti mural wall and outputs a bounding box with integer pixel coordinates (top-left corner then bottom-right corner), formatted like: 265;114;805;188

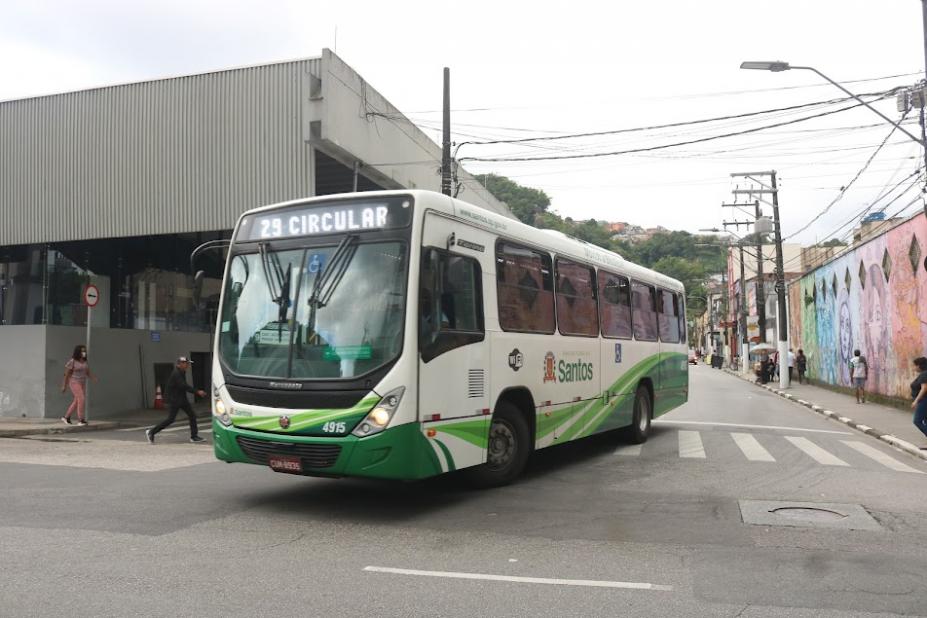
788;214;927;400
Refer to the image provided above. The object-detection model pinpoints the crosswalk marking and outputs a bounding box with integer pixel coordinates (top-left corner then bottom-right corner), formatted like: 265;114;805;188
678;430;706;459
731;432;776;462
614;444;642;456
841;441;924;474
785;436;850;466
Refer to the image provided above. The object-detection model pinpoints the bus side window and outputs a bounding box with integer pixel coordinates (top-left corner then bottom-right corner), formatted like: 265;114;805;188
631;281;658;341
658;288;680;343
420;248;485;361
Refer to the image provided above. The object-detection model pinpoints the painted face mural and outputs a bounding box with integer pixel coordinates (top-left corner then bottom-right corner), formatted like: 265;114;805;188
787;215;926;400
815;276;837;385
862;263;889;395
838;299;852;386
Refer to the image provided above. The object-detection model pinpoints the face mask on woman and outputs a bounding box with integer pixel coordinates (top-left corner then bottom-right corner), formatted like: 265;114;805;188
81;351;87;358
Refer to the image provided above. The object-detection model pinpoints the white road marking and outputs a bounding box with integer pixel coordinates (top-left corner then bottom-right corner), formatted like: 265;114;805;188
678;431;706;459
654;419;851;435
614;444;642;456
731;433;776;462
363;566;672;591
841;441;924;474
785;436;850;466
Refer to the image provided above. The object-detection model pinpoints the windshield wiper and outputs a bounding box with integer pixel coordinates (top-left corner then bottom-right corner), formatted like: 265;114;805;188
308;235;359;310
305;235;359;343
258;242;292;326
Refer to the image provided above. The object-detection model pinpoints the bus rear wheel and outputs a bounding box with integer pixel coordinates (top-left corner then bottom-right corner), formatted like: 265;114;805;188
625;386;652;444
464;402;530;488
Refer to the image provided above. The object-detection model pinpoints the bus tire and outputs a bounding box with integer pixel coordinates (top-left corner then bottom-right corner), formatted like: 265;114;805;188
464;402;530;488
625;385;652;444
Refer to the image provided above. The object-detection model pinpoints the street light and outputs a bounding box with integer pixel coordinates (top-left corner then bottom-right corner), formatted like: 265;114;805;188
740;61;925;147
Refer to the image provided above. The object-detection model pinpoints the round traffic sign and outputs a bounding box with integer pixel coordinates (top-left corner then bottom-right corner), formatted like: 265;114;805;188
83;284;100;308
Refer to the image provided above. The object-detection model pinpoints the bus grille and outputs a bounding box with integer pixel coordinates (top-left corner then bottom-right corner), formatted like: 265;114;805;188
236;436;342;469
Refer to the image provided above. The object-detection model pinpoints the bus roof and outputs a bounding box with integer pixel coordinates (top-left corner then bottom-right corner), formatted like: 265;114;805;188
238;190;684;292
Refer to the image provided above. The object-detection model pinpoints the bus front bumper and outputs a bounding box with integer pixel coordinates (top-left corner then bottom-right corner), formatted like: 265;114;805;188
212;419;443;480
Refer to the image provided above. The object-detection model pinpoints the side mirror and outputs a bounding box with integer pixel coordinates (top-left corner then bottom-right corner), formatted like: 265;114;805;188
193;270;205;308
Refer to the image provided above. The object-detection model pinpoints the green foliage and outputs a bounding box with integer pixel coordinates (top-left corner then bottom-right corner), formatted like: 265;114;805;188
474;173;551;225
818;238;847;247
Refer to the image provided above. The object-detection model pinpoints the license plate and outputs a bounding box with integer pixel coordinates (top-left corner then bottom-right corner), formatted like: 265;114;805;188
268;455;302;474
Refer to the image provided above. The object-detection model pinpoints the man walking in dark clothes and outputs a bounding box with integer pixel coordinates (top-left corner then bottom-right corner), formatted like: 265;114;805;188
147;356;207;443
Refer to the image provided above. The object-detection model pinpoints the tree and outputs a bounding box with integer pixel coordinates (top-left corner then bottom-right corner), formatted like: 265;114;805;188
475;173;551;225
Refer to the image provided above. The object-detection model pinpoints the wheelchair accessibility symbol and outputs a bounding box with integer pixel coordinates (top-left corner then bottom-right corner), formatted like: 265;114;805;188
308;254;326;274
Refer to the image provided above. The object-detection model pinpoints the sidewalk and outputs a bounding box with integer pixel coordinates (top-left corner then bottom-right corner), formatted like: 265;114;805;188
0;406;211;438
725;368;927;461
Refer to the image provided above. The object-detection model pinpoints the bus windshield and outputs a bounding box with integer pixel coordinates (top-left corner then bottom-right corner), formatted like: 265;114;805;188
218;241;408;380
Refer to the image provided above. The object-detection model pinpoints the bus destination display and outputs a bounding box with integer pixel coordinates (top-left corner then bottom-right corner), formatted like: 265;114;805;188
238;198;412;241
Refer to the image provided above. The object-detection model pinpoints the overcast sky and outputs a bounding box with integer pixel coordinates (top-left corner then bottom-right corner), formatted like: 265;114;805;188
1;0;924;244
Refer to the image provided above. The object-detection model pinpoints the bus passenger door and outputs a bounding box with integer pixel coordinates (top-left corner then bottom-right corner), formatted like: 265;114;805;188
418;214;492;474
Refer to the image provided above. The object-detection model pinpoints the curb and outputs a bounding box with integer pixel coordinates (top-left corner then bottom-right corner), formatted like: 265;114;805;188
723;369;927;462
0;421;124;439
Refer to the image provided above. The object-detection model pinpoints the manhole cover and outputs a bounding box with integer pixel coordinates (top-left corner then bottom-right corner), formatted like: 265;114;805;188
770;507;847;522
739;500;881;531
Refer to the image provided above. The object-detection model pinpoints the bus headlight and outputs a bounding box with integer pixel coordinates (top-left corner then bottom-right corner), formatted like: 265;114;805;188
352;387;404;437
214;398;232;426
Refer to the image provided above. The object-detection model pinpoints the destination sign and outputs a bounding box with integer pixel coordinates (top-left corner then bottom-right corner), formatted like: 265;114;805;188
237;197;413;241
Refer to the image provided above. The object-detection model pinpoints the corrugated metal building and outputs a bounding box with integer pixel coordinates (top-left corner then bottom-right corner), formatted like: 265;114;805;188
0;49;510;418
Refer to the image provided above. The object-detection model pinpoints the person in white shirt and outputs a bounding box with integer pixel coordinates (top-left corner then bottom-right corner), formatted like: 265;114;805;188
849;349;869;404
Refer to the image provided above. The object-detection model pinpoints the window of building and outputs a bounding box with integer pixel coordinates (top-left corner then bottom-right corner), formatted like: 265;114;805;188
599;271;632;339
555;258;598;337
631;281;658;341
658;289;681;343
496;242;555;334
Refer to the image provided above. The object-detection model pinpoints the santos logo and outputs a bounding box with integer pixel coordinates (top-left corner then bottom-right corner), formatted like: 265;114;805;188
543;352;594;383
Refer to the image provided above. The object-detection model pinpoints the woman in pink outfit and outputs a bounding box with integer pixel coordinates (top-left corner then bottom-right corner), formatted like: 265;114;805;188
61;345;97;425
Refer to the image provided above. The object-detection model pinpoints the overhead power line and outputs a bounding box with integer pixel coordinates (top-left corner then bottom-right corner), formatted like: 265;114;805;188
459;95;894;163
455;92;894;149
782;108;912;241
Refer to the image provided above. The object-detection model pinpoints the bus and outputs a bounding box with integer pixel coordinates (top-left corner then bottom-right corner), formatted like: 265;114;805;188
208;190;688;486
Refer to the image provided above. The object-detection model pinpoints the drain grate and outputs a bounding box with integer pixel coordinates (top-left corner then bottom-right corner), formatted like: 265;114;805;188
770;507;846;522
740;500;881;531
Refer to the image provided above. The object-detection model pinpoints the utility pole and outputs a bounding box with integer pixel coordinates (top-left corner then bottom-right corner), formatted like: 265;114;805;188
722;198;764;377
754;201;766;344
441;67;452;196
733;171;790;389
738;244;749;376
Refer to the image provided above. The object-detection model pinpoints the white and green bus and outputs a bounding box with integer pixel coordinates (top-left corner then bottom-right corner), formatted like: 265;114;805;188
209;190;688;486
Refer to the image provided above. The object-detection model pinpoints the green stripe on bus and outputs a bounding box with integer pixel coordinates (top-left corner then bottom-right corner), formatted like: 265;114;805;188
433;439;456;472
435;419;490;448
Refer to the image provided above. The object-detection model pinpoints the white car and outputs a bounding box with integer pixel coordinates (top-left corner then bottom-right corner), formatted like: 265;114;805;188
688;349;698;365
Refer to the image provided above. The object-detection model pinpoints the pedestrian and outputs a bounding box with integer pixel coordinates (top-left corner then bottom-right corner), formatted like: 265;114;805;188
849;349;869;404
796;349;807;384
146;356;207;444
787;348;795;385
910;357;927;448
61;344;97;426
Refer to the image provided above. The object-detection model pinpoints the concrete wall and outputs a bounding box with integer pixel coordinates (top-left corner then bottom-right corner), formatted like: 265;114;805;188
44;326;211;419
0;326;47;418
308;50;512;218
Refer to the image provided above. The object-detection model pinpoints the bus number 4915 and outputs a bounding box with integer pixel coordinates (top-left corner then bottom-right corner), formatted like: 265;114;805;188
322;421;347;434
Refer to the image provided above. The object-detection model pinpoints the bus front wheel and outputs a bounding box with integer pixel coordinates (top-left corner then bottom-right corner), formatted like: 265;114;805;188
626;386;652;444
465;402;530;488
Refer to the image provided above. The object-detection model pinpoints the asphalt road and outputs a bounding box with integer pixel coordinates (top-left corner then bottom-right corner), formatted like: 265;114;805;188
2;366;927;617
